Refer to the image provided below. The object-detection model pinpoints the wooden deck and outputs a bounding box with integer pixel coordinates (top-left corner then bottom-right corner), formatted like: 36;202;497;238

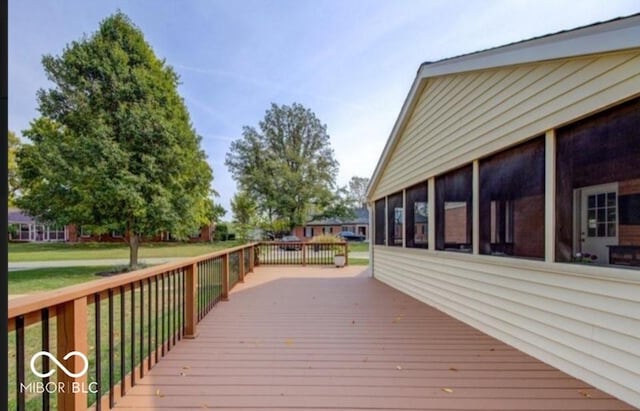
114;266;635;410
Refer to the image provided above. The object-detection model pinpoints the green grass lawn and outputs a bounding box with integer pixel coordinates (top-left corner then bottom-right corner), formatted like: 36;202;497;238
9;266;116;295
348;258;369;266
8;240;242;262
347;242;369;253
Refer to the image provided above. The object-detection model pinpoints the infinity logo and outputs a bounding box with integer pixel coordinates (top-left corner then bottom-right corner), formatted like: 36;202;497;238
30;351;89;378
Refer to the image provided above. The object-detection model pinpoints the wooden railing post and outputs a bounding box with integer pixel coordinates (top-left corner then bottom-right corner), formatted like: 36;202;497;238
56;297;88;411
239;249;245;283
184;263;198;339
302;244;307;266
222;253;230;301
345;243;349;266
249;245;254;272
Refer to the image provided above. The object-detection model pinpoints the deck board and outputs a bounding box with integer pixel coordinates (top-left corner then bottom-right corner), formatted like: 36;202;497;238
114;266;635;410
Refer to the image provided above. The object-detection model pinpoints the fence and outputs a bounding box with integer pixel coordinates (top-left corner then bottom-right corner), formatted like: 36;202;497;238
255;241;348;265
8;241;346;411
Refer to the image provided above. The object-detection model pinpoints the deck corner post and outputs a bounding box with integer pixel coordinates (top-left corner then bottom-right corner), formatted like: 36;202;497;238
302;243;307;266
56;297;89;411
222;253;230;301
239;249;245;283
184;263;199;339
249;245;255;272
344;243;349;266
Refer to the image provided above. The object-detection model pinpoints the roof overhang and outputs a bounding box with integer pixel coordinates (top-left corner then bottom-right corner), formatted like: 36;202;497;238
365;13;640;201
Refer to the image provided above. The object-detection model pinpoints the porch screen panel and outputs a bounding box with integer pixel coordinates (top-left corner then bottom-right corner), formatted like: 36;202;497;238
374;198;386;245
436;165;472;252
387;192;403;247
556;98;640;266
406;182;428;249
479;137;545;258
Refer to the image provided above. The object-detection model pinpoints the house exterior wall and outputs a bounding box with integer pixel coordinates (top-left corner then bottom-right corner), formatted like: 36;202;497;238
369;50;640;407
373;50;640;198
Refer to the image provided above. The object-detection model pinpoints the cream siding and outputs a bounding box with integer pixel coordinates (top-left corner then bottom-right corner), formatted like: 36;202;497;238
373;247;640;406
373;50;640;198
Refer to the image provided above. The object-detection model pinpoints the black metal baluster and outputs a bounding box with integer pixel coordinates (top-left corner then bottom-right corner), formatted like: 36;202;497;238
41;309;50;411
95;293;102;411
161;274;165;357
147;278;152;371
181;270;185;338
120;286;125;397
139;281;144;379
154;277;159;364
130;284;135;386
16;316;25;411
108;289;115;408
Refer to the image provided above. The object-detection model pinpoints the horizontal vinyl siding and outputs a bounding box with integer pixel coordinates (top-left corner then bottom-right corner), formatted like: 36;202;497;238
372;246;640;407
373;50;640;198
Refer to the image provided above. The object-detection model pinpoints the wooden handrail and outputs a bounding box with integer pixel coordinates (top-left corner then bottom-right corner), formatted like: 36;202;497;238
8;242;257;320
8;240;346;411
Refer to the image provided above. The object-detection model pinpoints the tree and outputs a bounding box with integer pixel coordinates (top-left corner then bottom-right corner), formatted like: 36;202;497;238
16;12;213;267
348;176;370;208
8;130;20;206
230;190;257;242
225;103;339;232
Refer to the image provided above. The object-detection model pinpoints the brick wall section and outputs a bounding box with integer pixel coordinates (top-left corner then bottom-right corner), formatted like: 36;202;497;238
444;205;468;244
514;195;545;258
619;178;640;245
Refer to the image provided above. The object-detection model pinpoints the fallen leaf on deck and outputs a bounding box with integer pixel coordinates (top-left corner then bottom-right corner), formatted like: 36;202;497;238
396;365;403;370
182;366;190;370
351;320;356;324
449;367;458;372
155;389;164;398
442;388;454;393
285;338;294;346
179;372;187;376
579;390;593;398
201;403;209;408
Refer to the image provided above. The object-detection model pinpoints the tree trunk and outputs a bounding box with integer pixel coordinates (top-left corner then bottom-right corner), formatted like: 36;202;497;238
129;233;139;268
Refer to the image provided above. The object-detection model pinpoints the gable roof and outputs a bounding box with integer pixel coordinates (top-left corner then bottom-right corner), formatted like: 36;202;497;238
366;13;640;200
8;208;36;224
306;208;369;226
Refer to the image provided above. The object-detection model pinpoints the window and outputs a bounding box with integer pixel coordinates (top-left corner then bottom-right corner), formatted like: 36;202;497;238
80;226;93;237
387;191;403;246
374;198;386;245
406;182;428;248
111;230;124;238
556;98;640;267
480;137;545;258
436;165;472;252
304;227;313;238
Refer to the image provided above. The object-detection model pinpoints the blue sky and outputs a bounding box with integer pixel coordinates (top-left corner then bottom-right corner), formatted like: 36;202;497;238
9;0;640;218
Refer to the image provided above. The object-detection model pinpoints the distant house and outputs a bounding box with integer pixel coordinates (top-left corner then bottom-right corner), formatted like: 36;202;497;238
367;15;640;407
8;208;214;243
8;208;67;241
292;208;369;240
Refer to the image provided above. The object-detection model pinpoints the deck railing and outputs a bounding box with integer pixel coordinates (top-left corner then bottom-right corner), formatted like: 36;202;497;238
8;241;346;411
256;241;349;266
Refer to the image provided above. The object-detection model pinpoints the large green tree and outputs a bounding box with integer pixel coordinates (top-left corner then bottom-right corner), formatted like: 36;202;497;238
348;176;370;208
17;12;213;267
225;103;339;232
230;190;258;242
8;130;20;206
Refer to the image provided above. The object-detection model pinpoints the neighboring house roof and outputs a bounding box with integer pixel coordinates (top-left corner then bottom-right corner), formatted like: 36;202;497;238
366;13;640;200
306;208;369;226
8;208;36;224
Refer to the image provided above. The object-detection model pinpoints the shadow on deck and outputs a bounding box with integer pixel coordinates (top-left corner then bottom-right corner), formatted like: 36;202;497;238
114;266;634;410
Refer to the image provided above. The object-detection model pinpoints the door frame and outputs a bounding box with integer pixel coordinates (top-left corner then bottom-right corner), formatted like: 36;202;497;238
573;182;618;263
